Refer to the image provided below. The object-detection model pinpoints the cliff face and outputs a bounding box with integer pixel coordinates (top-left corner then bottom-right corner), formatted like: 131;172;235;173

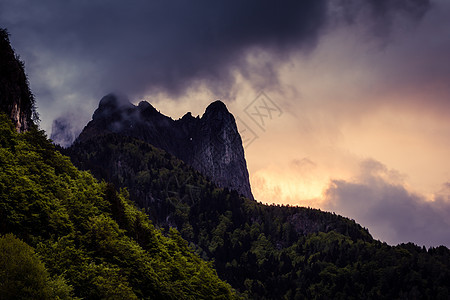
192;101;253;201
76;94;254;200
0;28;35;132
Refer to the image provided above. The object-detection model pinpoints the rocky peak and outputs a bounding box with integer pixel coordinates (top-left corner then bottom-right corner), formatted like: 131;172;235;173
181;111;194;119
202;100;234;128
204;100;228;114
137;100;155;112
75;95;254;200
191;101;253;200
93;94;134;119
0;28;36;132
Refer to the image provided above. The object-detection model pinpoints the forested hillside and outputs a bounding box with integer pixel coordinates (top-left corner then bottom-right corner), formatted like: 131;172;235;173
0;114;237;299
66;133;450;299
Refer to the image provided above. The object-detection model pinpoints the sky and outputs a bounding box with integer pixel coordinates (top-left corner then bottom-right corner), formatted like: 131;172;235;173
1;0;450;247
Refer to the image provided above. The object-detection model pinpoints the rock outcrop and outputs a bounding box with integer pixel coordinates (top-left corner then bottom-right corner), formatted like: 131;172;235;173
0;28;35;132
76;94;254;200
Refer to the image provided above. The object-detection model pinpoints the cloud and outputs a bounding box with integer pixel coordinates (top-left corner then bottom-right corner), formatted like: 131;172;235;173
324;159;450;247
1;1;328;99
0;0;431;134
50;113;78;148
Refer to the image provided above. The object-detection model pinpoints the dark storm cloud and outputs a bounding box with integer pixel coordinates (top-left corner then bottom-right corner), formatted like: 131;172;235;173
324;159;450;247
332;0;430;30
1;0;329;99
0;0;430;99
0;0;431;138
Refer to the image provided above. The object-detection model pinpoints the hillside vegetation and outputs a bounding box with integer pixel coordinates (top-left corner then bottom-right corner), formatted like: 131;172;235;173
66;133;450;299
0;114;237;299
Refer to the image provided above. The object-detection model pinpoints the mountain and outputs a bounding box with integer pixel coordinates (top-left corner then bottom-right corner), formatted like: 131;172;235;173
75;94;254;200
0;28;36;132
65;130;450;299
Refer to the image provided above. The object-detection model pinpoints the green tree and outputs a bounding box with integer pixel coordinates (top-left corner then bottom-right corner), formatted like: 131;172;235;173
0;233;73;300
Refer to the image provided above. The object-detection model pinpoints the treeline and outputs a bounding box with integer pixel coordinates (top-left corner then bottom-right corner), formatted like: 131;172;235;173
66;133;450;299
0;114;237;299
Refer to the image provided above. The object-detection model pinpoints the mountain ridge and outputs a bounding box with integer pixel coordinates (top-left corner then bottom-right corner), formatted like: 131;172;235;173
73;94;254;200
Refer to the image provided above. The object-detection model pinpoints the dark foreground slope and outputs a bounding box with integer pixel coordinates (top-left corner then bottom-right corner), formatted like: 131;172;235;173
0;114;237;299
66;132;450;299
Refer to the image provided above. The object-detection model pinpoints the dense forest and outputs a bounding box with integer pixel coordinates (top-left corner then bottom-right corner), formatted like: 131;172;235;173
0;114;237;299
65;133;450;299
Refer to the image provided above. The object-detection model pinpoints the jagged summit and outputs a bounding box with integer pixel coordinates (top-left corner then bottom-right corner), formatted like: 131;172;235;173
98;93;122;107
93;94;133;118
75;95;254;200
203;100;234;127
137;100;153;110
181;111;194;119
205;100;228;114
137;100;161;119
